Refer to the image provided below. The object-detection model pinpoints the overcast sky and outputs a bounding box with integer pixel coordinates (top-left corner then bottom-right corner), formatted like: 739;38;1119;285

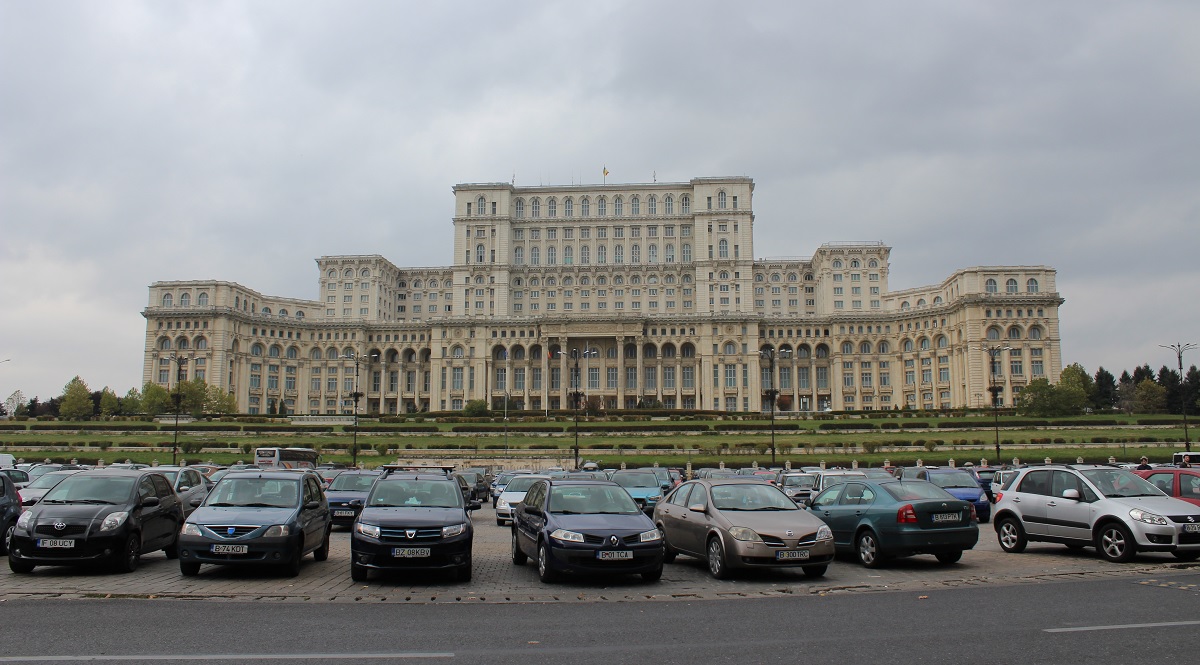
2;1;1198;404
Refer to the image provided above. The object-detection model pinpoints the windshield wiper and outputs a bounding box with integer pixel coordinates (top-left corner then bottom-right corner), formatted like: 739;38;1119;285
757;506;793;510
40;499;67;504
73;499;118;504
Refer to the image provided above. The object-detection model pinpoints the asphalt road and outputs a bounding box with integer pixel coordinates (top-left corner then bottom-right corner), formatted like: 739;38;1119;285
0;572;1197;664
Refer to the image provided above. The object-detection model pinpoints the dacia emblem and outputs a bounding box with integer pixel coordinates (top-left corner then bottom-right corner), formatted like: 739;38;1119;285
406;529;417;539
227;527;236;536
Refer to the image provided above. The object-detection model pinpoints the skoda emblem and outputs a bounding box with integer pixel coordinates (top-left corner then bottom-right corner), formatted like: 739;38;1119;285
786;530;794;537
227;527;236;536
406;529;417;539
54;522;66;531
609;535;619;546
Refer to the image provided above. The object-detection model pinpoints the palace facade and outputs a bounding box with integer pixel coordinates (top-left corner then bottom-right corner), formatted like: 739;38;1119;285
142;177;1064;415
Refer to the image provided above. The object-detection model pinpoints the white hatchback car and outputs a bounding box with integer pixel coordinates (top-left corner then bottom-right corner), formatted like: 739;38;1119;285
493;475;549;526
992;464;1200;562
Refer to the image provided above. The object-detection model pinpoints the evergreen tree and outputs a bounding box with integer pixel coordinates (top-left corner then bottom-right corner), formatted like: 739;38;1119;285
59;376;95;421
1132;364;1155;385
1093;367;1118;410
1157;366;1182;414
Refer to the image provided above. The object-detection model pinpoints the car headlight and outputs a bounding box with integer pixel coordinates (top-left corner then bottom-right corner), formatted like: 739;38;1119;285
443;523;466;537
816;525;833;541
263;525;291;537
639;528;662;543
496;499;509;510
355;522;380;538
649;495;662;502
180;523;203;536
1129;509;1168;526
728;526;761;542
550;528;584;543
16;511;33;531
100;512;129;532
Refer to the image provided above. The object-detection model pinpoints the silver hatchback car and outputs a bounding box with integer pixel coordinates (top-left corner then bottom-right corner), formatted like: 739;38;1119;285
992;464;1200;562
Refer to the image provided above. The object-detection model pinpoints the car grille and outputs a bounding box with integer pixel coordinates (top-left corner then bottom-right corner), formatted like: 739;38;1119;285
582;534;640;545
379;526;443;542
1179;533;1200;545
205;526;259;538
1168;515;1200;524
34;524;87;536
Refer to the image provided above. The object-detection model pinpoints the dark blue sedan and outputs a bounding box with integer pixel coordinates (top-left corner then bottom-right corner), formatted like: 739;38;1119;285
325;470;382;527
511;479;664;583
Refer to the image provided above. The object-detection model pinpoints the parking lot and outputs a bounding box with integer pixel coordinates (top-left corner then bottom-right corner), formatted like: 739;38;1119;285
5;505;1197;604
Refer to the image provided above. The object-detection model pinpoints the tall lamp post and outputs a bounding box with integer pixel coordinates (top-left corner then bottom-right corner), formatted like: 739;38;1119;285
1161;343;1196;453
168;353;193;466
343;352;368;468
760;348;791;466
982;344;1012;463
574;347;598;470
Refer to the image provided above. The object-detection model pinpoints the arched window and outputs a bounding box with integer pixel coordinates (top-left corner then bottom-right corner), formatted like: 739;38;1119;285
613;196;623;216
719;271;730;280
327;269;337;278
580;197;590;217
564;197;573;217
1029;326;1043;340
647;244;658;263
631;196;640;215
326;348;339;360
1027;278;1039;293
597;197;607;216
530;247;540;265
310;348;322;360
936;335;948;348
476;244;485;263
901;301;911;310
530;198;541;218
1008;326;1023;340
344;268;354;277
563;246;573;264
547;246;557;265
197;292;208;306
159;337;171;351
665;195;674;215
933;296;943;305
547;198;556;217
179;293;190;307
788;273;798;282
615;244;624;264
842;342;854;354
665;244;675;262
917;299;926;307
859;342;872;354
1006;278;1018;293
919;338;930;351
680;195;690;213
515;198;525;218
477;196;486;214
718;239;728;258
597;245;607;263
251;343;264;357
177;337;189;350
596;276;607;285
987;326;1002;340
851;259;860;268
162;293;173;307
452;346;465;358
718;191;727;209
261;307;271;316
286;346;298;359
513;247;524;264
723;342;736;355
869;259;879;268
681;343;696;358
269;345;282;357
630;275;641;285
195;337;208;350
647;196;657;215
580;245;590;264
815;344;829;358
877;341;890;354
797;345;811;359
985;278;998;293
832;259;843;269
682;244;692;262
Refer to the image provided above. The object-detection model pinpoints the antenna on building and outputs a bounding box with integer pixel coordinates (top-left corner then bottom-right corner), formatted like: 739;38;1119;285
512;171;516;186
653;170;656;183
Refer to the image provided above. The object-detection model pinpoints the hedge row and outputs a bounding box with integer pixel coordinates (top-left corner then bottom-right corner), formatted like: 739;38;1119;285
880;422;930;429
354;425;440;433
713;423;799;431
241;425;335;434
816;422;878;431
450;425;564;433
570;423;706;433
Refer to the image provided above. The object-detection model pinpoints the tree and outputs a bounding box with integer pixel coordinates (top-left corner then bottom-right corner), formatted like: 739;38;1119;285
1015;378;1059;417
1157;365;1183;414
1093;367;1117;411
205;385;237;415
141;381;170;416
99;388;120;418
121;387;143;415
1056;364;1092;414
1133;379;1167;414
1132;364;1156;386
462;399;489;417
59;376;95;421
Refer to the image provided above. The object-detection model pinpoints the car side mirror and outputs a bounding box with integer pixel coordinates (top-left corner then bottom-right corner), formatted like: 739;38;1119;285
178;486;191;493
141;496;160;507
467;501;482;511
304;500;321;510
688;503;705;513
349;499;363;507
189;497;204;507
1063;489;1081;501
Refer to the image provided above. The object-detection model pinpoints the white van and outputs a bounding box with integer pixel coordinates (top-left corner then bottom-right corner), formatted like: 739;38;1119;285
0;453;15;468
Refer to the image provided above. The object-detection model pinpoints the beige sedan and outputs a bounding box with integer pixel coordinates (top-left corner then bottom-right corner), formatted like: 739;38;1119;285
653;478;835;579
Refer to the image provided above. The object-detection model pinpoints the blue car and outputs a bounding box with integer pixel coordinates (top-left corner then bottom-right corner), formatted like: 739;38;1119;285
325;470;382;527
609;471;664;515
903;467;990;523
511;478;664;582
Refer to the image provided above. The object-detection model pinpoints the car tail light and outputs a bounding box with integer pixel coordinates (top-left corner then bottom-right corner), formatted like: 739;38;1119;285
993;492;1003;503
970;504;978;522
897;504;918;523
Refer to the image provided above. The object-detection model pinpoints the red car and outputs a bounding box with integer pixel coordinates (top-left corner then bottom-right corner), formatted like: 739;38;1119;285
1134;468;1200;507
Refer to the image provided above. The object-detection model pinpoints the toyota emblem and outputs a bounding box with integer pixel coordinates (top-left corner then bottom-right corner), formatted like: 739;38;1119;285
54;522;66;531
609;535;619;546
406;529;417;539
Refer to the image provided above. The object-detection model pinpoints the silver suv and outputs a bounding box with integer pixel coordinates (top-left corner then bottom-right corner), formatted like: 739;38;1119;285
992;464;1200;563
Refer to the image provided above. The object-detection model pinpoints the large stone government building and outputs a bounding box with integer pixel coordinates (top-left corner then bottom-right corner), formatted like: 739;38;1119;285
143;177;1064;415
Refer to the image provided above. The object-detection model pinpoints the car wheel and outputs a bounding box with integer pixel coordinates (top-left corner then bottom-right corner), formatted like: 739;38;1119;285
996;517;1028;553
164;535;180;560
511;529;527;565
179;561;200;576
707;536;731;580
457;563;473;582
642;565;663;582
313;527;331;562
496;519;505;527
0;520;14;556
114;534;141;573
856;530;883;568
802;564;828;578
658;524;678;563
283;547;302;577
1096;522;1136;563
537;541;559;583
935;550;963;565
9;555;34;574
1171;551;1200;562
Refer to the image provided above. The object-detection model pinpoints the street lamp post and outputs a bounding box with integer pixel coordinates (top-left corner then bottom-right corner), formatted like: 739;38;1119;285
1161;343;1196;453
574;347;598;470
343;352;368;469
983;344;1012;463
168;353;193;466
760;348;791;466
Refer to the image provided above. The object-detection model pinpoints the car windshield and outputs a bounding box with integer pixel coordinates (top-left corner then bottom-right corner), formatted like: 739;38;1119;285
882;482;957;501
1081;469;1165;498
504;477;540;493
495;473;516;485
329;473;379;491
41;476;134;504
27;472;77;490
612;473;660;489
549;485;640;515
156;470;180;483
27;466;62;480
710;484;796;511
206;477;301;508
823;474;864;488
783;476;816;488
928;471;979;489
208;470;229;483
367;480;462;508
975;470;996;481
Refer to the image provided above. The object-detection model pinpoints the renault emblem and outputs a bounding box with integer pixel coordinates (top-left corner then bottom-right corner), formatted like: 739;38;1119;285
54;522;66;531
406;529;417;539
609;535;619;546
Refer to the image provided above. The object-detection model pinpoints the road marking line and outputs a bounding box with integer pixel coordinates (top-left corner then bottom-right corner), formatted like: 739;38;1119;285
0;654;453;662
1045;620;1200;633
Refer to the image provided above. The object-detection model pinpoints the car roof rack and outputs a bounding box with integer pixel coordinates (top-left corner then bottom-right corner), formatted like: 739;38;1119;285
379;464;456;478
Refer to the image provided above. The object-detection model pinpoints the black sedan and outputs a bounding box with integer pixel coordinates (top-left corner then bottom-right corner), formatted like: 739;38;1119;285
177;470;332;577
8;469;183;573
325;470;382;527
511;478;664;583
809;479;979;567
350;472;480;582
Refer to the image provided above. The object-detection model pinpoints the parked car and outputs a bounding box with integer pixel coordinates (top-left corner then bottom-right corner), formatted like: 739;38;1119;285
609;470;665;515
0;468;30;489
326;470;383;527
809;479;979;567
512;477;664;583
25;464;85;482
317;468;345;489
490;470;532;508
653;478;834;579
350;471;479;582
495;475;549;526
454;471;490;502
777;473;818;504
902;467;990;523
17;469;86;506
8;469;184;573
1;472;21;555
990;469;1020;495
148;466;210;518
1134;468;1200;507
647;467;675;494
993;464;1200;562
804;470;867;504
177;470;332;577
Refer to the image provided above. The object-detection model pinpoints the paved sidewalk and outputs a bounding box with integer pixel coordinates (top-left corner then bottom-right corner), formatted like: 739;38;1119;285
3;506;1196;604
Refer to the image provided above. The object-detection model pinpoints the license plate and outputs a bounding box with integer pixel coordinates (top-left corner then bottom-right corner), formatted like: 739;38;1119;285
211;544;248;554
776;550;810;560
597;550;633;560
333;510;355;517
1185;524;1200;533
392;547;431;558
37;539;74;549
932;512;962;523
